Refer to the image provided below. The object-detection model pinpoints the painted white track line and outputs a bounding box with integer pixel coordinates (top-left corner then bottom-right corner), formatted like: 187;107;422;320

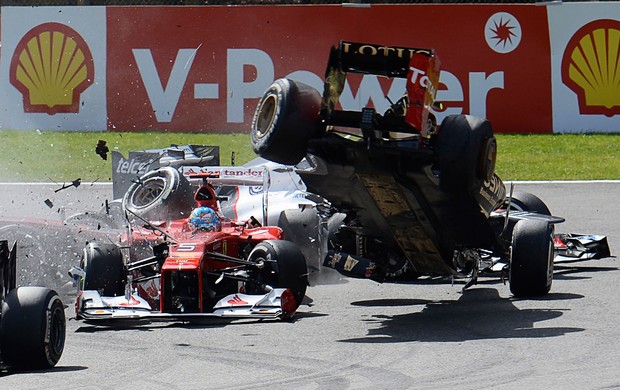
505;180;620;184
0;181;113;186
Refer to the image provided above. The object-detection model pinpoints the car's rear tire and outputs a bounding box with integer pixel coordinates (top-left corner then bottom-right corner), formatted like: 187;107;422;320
436;114;497;196
251;78;323;165
510;219;554;297
81;242;125;296
0;287;66;369
507;191;551;215
122;167;194;222
247;240;308;308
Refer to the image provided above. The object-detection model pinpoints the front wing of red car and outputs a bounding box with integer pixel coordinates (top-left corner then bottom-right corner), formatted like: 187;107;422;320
76;288;297;325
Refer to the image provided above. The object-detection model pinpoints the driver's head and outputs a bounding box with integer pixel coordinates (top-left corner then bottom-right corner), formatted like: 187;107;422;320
189;206;220;231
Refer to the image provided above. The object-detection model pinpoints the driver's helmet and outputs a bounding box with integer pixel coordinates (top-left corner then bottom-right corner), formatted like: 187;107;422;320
189;207;220;231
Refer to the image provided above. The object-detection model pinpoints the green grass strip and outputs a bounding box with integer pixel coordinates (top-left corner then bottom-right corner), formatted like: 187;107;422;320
496;134;620;181
0;130;618;182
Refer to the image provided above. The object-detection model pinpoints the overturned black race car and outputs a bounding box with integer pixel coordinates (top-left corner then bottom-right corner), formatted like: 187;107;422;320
251;41;582;297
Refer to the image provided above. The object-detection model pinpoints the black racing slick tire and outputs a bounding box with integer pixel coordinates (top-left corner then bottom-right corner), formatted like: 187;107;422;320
510;219;554;297
251;78;323;165
248;240;308;308
122;167;194;222
436;114;497;196
0;287;66;369
507;191;552;216
81;242;125;297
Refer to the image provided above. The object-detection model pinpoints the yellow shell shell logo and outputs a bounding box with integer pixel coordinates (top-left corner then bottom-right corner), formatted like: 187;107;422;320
10;22;94;115
561;19;620;117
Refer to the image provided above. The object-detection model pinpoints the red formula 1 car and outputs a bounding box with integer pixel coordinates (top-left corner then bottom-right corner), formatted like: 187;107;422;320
71;170;308;324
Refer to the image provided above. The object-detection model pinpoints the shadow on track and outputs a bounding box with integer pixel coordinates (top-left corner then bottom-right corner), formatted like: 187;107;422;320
553;263;618;281
0;365;87;378
342;288;584;343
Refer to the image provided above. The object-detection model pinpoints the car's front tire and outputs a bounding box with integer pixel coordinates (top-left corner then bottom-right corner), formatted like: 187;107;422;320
247;240;308;309
510;219;554;297
81;242;125;296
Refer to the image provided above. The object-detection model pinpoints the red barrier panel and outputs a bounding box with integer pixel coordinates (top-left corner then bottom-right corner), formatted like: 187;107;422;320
4;5;618;133
106;5;553;133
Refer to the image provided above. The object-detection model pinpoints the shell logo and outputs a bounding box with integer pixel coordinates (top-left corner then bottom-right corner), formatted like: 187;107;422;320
561;19;620;117
9;22;94;115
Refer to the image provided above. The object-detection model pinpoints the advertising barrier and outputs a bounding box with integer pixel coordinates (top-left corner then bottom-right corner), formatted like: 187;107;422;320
0;3;618;133
548;2;620;133
0;6;107;130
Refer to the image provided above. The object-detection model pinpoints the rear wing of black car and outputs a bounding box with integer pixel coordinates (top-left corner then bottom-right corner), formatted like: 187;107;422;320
325;41;434;78
322;41;440;136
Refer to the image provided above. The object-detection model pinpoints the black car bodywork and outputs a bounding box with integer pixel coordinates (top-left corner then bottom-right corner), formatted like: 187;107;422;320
250;41;565;296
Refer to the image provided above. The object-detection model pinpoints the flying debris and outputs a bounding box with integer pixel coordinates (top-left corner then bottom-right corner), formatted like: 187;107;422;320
95;140;109;160
54;178;82;193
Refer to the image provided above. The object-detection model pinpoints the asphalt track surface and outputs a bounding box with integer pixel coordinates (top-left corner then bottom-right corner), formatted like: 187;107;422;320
0;181;618;389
